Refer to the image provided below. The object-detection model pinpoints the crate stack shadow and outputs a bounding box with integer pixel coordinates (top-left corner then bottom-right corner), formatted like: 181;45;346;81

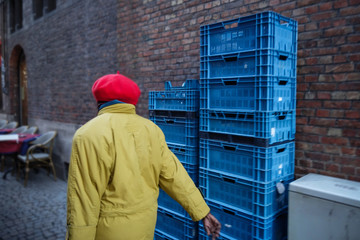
149;80;201;240
198;12;298;240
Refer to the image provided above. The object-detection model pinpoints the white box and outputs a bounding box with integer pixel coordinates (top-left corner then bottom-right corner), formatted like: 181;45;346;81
288;173;360;240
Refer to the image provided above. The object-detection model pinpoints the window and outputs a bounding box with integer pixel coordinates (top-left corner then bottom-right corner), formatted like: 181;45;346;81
10;0;23;33
33;0;56;20
33;0;43;19
45;0;56;13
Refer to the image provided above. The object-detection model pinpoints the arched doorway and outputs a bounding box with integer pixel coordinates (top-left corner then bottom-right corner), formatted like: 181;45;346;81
18;50;28;125
9;45;28;125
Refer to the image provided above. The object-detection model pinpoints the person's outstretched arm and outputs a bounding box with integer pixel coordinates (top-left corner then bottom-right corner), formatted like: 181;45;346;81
158;131;209;221
202;212;221;240
157;129;221;239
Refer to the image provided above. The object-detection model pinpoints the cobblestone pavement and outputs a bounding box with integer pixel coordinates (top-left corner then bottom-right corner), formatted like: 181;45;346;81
0;168;67;240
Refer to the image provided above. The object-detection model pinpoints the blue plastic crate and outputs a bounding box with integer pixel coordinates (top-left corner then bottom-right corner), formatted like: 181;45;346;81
168;143;199;165
149;110;198;119
200;110;295;145
198;202;288;240
155;207;198;240
200;49;297;80
149;81;200;112
151;116;199;146
164;79;200;90
149;91;199;112
149;80;199;112
154;230;174;240
199;228;235;240
200;139;294;182
199;168;293;218
200;11;297;56
200;76;296;112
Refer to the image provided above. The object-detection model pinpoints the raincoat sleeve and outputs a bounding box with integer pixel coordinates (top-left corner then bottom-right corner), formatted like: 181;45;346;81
66;134;113;240
158;131;210;222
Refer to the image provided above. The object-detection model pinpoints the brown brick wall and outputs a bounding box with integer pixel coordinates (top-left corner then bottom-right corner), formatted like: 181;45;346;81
4;0;359;181
6;0;119;123
117;0;360;181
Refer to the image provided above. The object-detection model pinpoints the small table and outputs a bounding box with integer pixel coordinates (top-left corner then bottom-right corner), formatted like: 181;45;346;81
0;134;40;179
0;129;16;134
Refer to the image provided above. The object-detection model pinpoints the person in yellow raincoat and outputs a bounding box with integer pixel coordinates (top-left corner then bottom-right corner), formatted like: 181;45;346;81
66;73;221;240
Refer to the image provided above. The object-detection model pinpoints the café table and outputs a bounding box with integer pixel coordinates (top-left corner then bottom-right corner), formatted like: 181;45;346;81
0;128;16;134
0;133;40;179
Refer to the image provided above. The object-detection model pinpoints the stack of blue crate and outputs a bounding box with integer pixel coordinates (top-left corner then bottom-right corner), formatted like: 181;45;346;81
198;11;298;240
149;79;200;240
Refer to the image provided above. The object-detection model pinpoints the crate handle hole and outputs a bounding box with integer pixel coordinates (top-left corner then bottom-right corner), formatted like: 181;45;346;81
165;120;174;124
223;209;236;215
165;212;175;218
224;81;237;86
224;113;238;118
277;115;286;120
224;56;238;62
223;177;235;184
276;148;286;153
280;20;289;26
279;55;288;60
224;22;238;29
279;80;288;85
223;145;236;151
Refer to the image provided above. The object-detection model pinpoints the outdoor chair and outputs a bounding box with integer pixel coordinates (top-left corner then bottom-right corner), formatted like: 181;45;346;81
0;120;8;129
17;131;57;187
11;126;29;134
22;126;38;134
1;121;18;129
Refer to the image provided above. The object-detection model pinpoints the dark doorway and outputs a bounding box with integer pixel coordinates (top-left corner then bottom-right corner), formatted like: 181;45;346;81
18;50;28;125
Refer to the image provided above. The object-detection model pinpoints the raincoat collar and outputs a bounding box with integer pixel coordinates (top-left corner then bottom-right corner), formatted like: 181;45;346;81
98;103;136;116
98;100;125;110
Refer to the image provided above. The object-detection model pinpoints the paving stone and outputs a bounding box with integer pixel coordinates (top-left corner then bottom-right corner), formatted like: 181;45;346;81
0;169;67;240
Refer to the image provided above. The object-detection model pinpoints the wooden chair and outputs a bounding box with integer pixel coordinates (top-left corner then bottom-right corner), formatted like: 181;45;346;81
17;131;57;187
0;120;8;129
22;126;38;134
11;126;29;134
1;121;18;129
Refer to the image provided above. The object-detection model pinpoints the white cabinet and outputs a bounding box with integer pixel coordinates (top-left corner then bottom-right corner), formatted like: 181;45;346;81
288;173;360;240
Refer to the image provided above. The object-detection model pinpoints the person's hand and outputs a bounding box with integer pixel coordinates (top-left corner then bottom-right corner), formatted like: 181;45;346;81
202;212;221;240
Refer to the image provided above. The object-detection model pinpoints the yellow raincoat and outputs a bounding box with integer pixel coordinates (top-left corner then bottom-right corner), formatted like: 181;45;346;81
66;103;210;240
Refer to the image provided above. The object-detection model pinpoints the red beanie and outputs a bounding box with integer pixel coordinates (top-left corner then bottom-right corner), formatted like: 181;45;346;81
92;72;141;105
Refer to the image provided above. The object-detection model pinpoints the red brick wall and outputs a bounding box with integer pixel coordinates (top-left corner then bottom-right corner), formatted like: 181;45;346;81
6;1;119;124
292;0;360;181
117;0;360;181
5;0;359;181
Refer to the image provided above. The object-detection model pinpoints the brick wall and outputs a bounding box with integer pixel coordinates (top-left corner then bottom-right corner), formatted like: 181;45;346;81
290;0;360;181
4;0;359;181
6;0;119;124
117;0;360;181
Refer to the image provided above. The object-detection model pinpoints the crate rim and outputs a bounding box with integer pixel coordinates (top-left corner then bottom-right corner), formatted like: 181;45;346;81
199;10;297;28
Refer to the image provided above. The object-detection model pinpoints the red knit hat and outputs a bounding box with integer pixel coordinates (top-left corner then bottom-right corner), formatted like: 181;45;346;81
92;72;141;105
